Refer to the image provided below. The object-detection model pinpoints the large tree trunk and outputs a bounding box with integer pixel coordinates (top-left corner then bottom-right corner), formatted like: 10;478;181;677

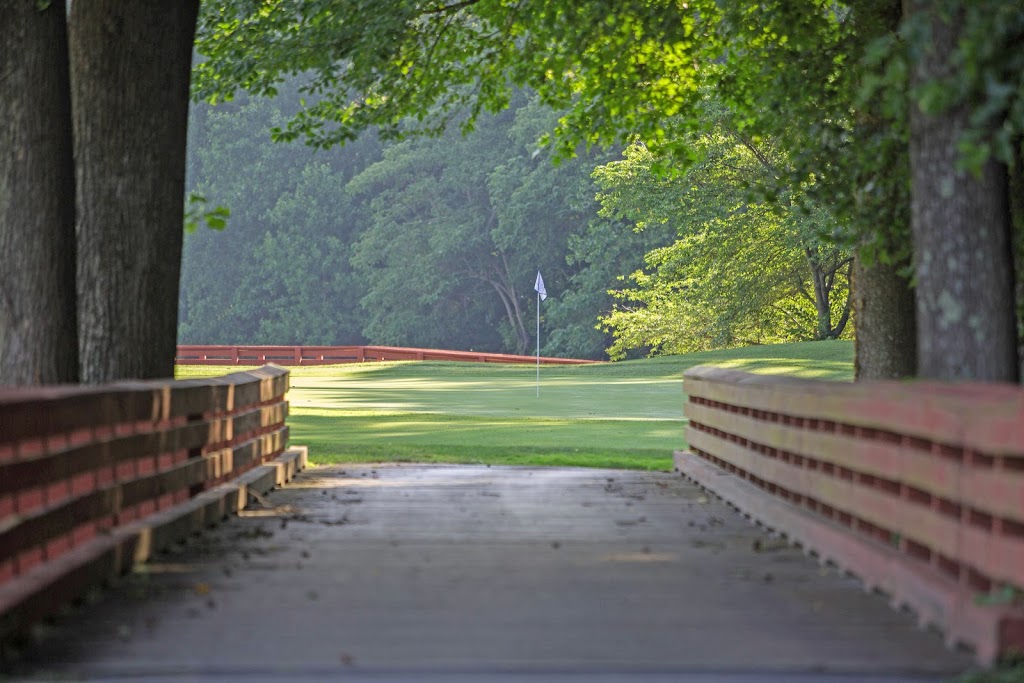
69;1;199;382
0;0;79;386
849;0;918;380
1010;141;1024;379
853;258;917;379
906;2;1018;382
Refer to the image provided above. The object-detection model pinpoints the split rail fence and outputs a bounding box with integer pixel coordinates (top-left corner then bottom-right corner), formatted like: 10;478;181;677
676;366;1024;665
176;344;595;366
0;365;304;642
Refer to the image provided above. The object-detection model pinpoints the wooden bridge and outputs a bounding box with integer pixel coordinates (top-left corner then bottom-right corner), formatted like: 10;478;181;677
1;363;1022;680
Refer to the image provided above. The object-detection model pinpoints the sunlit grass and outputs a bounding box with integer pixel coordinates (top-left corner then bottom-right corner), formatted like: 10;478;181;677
176;340;853;470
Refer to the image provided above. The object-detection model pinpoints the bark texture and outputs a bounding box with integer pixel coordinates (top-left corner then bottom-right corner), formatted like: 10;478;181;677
849;0;918;380
907;2;1018;382
1010;142;1024;379
853;258;917;379
70;1;199;382
0;1;79;386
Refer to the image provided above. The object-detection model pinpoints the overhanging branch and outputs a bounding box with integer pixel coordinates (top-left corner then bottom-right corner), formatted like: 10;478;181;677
426;0;483;14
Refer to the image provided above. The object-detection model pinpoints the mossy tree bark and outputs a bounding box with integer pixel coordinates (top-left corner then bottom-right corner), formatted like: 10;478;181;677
848;0;917;380
0;0;79;386
853;258;917;379
69;0;199;382
906;1;1018;382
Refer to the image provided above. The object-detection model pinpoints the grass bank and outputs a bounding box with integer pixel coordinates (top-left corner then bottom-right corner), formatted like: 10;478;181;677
178;339;853;471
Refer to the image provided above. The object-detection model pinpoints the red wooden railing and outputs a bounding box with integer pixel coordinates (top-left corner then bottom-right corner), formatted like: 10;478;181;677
0;365;301;641
175;344;596;366
676;366;1024;664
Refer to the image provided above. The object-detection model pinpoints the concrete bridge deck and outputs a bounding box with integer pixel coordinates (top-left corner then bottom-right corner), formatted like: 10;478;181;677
9;464;973;682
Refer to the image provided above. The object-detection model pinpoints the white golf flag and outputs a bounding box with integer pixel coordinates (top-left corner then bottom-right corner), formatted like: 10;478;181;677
534;271;547;301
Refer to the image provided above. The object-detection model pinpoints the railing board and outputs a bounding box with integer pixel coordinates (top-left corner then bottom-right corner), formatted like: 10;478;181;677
1;366;290;445
0;366;295;644
176;344;595;366
0;426;287;562
0;448;306;642
675;451;1024;665
685;402;1024;523
681;365;1024;663
0;401;287;497
684;370;1024;457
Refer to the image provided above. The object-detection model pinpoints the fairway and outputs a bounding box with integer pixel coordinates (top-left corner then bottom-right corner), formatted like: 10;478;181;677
178;340;852;470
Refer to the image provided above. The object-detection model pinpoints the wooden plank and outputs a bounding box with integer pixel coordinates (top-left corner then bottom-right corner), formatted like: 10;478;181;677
674;451;1024;666
0;448;306;641
687;428;1024;590
0;423;286;563
685;402;1024;523
0;401;287;496
175;345;597;366
0;386;157;444
683;368;1024;456
1;367;290;445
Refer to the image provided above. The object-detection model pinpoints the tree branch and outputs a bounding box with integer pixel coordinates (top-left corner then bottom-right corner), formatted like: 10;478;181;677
425;0;483;15
794;279;815;305
831;283;853;338
822;255;853;279
728;129;778;176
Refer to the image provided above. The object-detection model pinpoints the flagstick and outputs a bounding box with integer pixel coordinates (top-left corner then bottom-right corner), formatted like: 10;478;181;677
536;290;541;398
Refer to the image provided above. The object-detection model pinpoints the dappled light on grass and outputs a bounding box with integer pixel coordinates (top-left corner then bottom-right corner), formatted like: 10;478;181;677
288;374;685;420
713;358;853;380
177;340;853;470
288;409;682;470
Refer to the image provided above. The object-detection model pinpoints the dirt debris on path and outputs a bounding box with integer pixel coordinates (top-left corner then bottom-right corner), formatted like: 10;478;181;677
7;464;972;681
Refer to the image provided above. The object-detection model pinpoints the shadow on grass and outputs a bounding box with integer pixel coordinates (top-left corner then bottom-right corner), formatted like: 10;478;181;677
289;410;681;471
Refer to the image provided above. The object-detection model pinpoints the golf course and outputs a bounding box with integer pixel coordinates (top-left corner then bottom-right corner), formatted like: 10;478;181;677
178;340;853;471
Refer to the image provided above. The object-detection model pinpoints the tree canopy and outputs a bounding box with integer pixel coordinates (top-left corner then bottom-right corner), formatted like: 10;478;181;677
181;87;679;358
190;0;1024;379
595;133;852;358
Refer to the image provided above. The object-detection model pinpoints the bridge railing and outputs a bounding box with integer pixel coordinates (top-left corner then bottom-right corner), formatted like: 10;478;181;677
0;365;301;641
175;344;596;366
676;366;1024;665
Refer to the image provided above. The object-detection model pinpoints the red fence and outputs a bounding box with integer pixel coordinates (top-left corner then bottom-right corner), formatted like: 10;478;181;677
0;365;303;641
675;366;1024;664
175;344;596;366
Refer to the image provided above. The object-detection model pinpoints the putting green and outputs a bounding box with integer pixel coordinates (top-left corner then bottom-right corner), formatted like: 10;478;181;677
178;340;852;470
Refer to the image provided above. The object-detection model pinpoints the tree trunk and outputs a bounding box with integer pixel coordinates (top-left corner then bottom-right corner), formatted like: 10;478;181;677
806;247;833;340
1010;140;1024;379
848;0;918;380
0;0;79;386
69;0;199;382
852;257;917;379
831;271;853;338
906;2;1018;382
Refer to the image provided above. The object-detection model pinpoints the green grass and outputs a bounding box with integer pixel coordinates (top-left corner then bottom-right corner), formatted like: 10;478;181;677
177;340;853;471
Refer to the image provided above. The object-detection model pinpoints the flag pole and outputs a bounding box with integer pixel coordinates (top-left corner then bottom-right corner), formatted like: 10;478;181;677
534;271;546;398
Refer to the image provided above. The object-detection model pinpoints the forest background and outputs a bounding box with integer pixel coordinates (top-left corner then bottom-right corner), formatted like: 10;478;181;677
180;81;854;360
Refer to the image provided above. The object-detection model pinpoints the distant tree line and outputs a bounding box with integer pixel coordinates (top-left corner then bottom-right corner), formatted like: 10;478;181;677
180;82;858;359
8;1;1013;384
194;0;1024;381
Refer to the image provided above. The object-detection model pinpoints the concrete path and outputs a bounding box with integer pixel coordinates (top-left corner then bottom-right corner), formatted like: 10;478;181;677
8;464;972;682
